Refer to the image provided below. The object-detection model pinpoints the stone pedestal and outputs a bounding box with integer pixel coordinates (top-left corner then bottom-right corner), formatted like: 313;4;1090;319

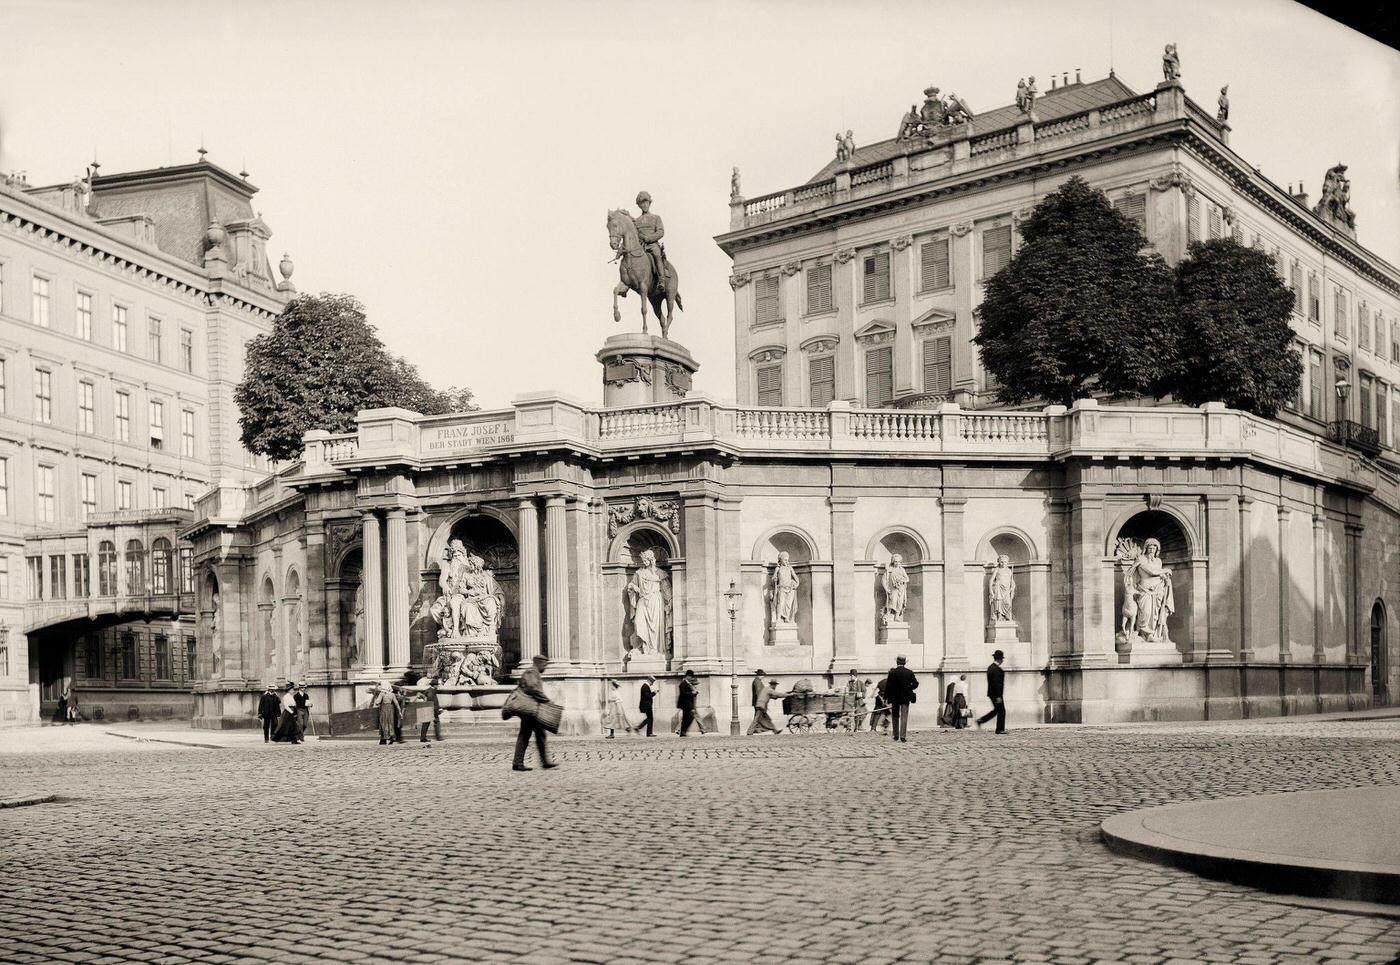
770;622;801;647
623;650;668;674
986;620;1020;646
596;334;699;408
880;620;911;647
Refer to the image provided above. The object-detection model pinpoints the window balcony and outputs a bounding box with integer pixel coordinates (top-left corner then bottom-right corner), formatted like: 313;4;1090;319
1328;419;1381;457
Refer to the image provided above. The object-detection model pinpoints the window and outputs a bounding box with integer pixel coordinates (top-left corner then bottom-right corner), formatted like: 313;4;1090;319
0;457;7;516
756;363;782;406
0;356;5;411
922;336;952;395
149;400;164;449
181;410;196;457
179;546;194;594
0;262;5;315
31;275;50;327
754;275;781;324
49;555;66;600
864;346;893;407
148;316;162;363
180;328;194;372
1379;382;1390;447
1187;195;1200;242
0;633;6;678
1391;316;1399;364
119;633;137;679
863;252;891;302
27;556;43;600
1309;348;1324;419
113;305;128;352
1307;274;1320;323
1360;374;1374;428
80;472;97;516
1289;262;1302;313
152;539;172;594
118;480;133;511
919;237;950;291
185;492;196;510
114;390;131;442
76;291;92;340
1114;194;1147;235
808;354;835;407
153;635;170;680
1287;341;1303;413
98;541;116;596
1207;204;1222;240
152;486;166;510
1359;303;1371;353
83;635;101;678
185;637;197;680
124;539;145;595
981;226;1012;279
0;555;8;601
73;553;90;598
33;367;52;423
805;264;832;315
1334;289;1348;341
78;380;95;433
36;465;55;523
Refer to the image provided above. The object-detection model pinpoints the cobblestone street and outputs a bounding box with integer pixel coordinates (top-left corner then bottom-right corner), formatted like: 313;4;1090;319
2;718;1398;964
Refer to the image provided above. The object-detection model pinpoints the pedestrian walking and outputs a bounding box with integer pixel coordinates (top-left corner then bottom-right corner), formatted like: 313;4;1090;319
257;684;280;742
371;681;402;745
868;678;890;734
675;668;708;736
884;656;919;743
976;650;1007;734
746;678;784;734
272;682;301;743
951;674;970;729
750;668;766;711
512;655;558;771
419;677;443;743
600;679;634;738
638;675;659;737
390;683;407;743
292;682;311;743
55;685;71;725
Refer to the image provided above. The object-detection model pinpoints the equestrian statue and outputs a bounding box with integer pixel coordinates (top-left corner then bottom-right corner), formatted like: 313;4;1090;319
608;190;683;339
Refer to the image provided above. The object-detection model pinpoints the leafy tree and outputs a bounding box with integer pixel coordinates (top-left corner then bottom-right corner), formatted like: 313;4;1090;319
1171;239;1302;416
236;294;476;462
974;176;1179;406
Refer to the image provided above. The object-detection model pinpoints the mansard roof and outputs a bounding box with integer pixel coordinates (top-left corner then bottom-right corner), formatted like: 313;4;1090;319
806;74;1138;183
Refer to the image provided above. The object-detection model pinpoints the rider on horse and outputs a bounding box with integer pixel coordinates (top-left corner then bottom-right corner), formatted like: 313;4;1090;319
634;191;668;290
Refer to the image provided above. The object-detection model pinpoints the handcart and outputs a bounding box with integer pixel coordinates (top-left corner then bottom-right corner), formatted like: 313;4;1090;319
781;690;862;734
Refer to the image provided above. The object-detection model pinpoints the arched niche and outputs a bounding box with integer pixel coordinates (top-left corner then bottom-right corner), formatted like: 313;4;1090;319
285;567;304;678
750;525;818;563
973;525;1039;564
420;512;520;671
752;528;816;645
424;507;519;570
610;520;680;564
336;548;365;671
867;528;927;648
258;575;277;682
1109;509;1194;655
202;570;222;677
613;524;676;660
1372;599;1389;705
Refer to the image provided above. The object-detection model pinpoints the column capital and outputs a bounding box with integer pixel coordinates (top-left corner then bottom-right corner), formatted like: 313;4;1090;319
517;496;538;510
1344;521;1365;538
361;509;379;523
1277;504;1293;519
543;493;570;507
385;507;407;520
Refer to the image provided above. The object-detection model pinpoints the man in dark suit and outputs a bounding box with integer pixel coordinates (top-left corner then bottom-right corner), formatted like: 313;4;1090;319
676;669;708;736
883;656;919;743
750;668;766;712
256;684;280;743
513;655;558;771
638;675;658;737
976;649;1007;734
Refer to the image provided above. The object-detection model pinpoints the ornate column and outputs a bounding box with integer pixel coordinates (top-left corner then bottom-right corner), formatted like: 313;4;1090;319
385;508;410;675
545;495;570;665
361;511;384;675
939;495;969;670
517;498;541;664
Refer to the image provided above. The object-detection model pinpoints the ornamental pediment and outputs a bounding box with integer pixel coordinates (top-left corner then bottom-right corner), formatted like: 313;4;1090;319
854;320;896;346
749;345;786;363
911;308;956;334
800;334;840;354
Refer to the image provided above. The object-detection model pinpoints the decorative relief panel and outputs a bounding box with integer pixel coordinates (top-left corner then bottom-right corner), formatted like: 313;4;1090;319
950;222;973;237
890;235;913;252
729;272;751;290
834;247;857;264
750;347;786;363
781;261;802;276
607;495;681;537
801;336;840;354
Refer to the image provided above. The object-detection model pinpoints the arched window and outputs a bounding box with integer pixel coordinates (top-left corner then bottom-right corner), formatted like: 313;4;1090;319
151;538;173;594
124;539;145;596
98;541;117;596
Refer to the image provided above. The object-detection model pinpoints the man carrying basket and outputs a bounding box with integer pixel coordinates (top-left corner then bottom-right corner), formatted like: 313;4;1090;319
507;655;561;772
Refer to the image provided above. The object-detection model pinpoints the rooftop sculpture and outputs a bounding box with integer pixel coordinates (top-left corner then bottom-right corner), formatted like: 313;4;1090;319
608;191;684;338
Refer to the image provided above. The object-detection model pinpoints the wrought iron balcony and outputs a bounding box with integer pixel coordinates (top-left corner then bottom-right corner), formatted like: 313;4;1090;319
1328;419;1381;457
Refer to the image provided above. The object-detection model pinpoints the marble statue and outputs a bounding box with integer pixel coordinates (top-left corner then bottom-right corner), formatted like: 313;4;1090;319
1117;538;1174;644
1216;85;1229;124
897;103;922;141
430;646;498;686
943;93;972;125
626;549;672;654
210;588;222;674
607;198;683;339
1162;44;1180;82
1314;164;1356;230
834;130;855;162
920;86;945;130
988;555;1016;623
431;540;504;640
1015;78;1030;113
881;554;909;624
1025;76;1038;110
350;581;365;666
730;166;742;203
770;551;800;625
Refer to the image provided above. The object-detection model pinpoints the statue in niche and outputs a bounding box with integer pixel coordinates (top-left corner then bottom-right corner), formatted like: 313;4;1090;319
769;551;800;625
431;540;503;639
1116;538;1174;644
349;582;365;667
288;594;304;672
1162;43;1181;83
988;555;1016;623
209;588;222;675
626;549;672;654
881;554;909;625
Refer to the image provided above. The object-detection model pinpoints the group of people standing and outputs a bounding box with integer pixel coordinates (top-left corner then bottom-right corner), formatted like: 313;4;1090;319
256;681;312;743
601;669;709;738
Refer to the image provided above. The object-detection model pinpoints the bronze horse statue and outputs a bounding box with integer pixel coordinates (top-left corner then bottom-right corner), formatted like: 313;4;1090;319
608;209;682;339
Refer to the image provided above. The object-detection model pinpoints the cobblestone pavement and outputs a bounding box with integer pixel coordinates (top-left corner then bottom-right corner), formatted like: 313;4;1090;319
2;718;1398;964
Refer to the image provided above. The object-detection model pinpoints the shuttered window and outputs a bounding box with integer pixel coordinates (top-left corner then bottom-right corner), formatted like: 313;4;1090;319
1113;194;1147;234
1391;317;1398;363
864;346;893;407
808;355;835;406
862;253;891;303
806;263;832;314
981;226;1012;279
756;364;782;406
919;237;950;291
1334;289;1348;340
1287;342;1304;412
1290;262;1302;313
1307;274;1320;322
1379;382;1389;446
1360;374;1374;428
1359;304;1371;352
1206;204;1222;239
1309;348;1324;419
754;276;781;324
1187;196;1200;242
922;336;952;395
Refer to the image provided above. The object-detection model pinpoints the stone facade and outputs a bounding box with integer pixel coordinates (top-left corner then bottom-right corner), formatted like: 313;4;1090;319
0;159;290;724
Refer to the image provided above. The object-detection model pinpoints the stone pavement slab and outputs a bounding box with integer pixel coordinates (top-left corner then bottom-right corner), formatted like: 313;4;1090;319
1101;785;1400;904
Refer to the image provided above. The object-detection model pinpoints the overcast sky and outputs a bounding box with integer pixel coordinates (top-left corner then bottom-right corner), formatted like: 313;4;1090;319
1;0;1396;409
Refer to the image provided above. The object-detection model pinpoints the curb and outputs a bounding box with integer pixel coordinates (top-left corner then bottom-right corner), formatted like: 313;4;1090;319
0;794;56;809
104;730;227;750
1101;807;1400;905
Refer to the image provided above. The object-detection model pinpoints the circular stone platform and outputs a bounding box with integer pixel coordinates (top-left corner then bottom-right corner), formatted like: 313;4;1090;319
596;333;698;407
1101;785;1400;905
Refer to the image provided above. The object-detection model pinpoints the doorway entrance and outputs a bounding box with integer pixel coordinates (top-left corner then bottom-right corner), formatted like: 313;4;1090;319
1372;600;1388;704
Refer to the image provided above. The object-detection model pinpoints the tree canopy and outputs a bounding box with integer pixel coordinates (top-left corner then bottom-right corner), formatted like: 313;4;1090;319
236;294;476;462
973;177;1179;406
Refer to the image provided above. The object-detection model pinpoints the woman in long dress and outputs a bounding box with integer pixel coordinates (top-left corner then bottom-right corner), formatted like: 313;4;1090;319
600;679;633;739
371;682;402;745
271;682;300;743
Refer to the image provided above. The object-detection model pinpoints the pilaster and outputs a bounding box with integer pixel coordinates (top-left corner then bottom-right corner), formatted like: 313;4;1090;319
939;494;969;670
544;495;571;666
1205;494;1241;658
1237;495;1254;661
385;508;410;675
517;498;541;664
361;511;385;676
1277;506;1292;661
679;492;721;670
1067;493;1111;665
829;494;858;671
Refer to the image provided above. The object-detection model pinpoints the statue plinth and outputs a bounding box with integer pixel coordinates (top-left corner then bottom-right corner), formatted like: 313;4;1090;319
986;621;1020;645
769;622;801;647
623;650;667;674
423;636;503;685
597;334;699;408
880;620;911;647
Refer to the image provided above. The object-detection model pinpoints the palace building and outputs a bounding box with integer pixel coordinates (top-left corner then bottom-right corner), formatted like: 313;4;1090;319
0;158;292;725
183;55;1396;732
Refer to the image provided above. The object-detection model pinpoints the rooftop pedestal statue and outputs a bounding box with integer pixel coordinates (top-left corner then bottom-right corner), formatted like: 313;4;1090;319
1313;164;1357;238
1161;43;1181;83
1216;85;1229;125
608;191;683;338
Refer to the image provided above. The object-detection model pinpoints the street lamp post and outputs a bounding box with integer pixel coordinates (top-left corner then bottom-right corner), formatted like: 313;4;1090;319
723;579;742;736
